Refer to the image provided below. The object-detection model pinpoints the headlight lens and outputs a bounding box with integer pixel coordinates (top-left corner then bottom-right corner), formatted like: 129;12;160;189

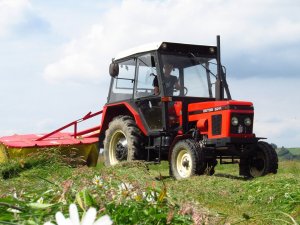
244;117;252;126
231;117;239;126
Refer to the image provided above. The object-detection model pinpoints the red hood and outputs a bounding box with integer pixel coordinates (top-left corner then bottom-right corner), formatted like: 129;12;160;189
188;100;253;112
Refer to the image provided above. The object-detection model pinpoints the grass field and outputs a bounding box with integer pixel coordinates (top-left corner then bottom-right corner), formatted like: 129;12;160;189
0;151;299;225
288;148;300;156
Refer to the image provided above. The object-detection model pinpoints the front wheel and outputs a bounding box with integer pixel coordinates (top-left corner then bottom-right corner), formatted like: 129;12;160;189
242;141;278;178
170;139;205;180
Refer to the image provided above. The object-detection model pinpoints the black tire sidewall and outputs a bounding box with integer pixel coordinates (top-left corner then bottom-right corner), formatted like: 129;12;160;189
170;139;199;180
104;116;139;166
249;141;278;177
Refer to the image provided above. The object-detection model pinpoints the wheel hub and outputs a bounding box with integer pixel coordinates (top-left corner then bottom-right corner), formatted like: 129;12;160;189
182;158;190;168
176;150;192;178
109;130;128;164
115;138;128;161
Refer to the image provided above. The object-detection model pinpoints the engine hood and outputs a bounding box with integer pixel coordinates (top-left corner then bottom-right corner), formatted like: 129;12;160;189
188;100;254;114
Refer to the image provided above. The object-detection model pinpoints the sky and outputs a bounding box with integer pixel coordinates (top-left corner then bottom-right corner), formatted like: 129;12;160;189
0;0;299;147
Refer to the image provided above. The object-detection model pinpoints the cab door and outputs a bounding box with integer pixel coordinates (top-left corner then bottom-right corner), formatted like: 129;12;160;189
134;53;163;131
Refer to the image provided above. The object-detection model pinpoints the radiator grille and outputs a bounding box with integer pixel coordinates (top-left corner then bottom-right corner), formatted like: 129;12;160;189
212;114;222;135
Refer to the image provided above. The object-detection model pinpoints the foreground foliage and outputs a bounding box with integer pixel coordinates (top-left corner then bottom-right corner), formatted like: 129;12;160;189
0;150;299;224
0;152;191;224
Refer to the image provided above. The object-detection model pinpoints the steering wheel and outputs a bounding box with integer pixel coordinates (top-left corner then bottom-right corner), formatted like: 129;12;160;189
173;87;188;96
183;87;188;96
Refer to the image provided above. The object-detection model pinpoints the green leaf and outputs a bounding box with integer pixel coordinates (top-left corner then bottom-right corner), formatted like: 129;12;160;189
76;189;96;211
158;187;167;203
27;202;54;209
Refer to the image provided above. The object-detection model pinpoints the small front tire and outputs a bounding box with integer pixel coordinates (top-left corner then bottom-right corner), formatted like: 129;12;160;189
241;141;278;178
170;139;205;180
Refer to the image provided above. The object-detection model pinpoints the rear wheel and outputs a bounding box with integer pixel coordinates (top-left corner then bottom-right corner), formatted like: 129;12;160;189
170;139;205;180
104;116;144;166
242;141;278;177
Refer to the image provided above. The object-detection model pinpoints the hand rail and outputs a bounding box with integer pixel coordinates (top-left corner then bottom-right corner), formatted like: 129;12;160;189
35;110;103;141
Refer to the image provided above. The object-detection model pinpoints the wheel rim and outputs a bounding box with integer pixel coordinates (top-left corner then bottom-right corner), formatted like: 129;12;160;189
176;149;192;178
249;152;266;177
109;129;128;165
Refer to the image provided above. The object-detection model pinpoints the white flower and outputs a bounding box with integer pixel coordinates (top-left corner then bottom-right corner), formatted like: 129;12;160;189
284;192;290;198
118;182;133;191
118;182;134;198
92;176;104;187
268;196;275;203
142;191;156;203
43;204;113;225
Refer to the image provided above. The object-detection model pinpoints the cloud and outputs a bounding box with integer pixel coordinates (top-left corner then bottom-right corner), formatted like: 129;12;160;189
12;11;51;36
0;0;30;37
44;24;111;85
43;0;300;84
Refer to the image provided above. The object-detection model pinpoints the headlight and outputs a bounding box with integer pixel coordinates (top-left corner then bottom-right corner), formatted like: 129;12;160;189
231;116;239;126
244;117;252;126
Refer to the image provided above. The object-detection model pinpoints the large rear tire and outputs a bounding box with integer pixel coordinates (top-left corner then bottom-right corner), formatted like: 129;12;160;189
103;115;144;166
242;141;278;178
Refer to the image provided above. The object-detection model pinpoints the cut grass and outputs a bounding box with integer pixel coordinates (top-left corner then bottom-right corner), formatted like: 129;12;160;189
130;161;300;224
0;152;299;225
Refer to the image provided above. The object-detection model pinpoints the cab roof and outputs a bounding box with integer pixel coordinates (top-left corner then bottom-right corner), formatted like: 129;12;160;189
114;42;163;61
114;42;217;61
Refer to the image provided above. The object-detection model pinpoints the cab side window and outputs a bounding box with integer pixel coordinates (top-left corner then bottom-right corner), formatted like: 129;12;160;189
108;59;136;102
135;54;157;98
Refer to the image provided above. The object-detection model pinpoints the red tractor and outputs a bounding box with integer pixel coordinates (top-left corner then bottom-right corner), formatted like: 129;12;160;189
98;36;278;179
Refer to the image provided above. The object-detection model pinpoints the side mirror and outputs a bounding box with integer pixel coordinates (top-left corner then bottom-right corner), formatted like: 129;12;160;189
109;62;119;77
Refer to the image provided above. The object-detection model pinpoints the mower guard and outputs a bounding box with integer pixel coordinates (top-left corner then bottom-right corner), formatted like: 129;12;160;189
0;110;102;166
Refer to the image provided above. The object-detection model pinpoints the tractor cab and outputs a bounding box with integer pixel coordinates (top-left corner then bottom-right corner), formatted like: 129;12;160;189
107;40;229;135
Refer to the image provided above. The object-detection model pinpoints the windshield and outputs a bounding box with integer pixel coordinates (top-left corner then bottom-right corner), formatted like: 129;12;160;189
161;54;218;98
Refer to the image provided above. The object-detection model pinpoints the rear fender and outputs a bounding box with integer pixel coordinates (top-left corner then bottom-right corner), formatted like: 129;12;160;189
98;102;147;147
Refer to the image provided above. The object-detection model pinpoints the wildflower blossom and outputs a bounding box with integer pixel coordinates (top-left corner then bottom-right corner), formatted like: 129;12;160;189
118;182;134;198
118;182;133;191
142;191;156;203
284;192;290;198
43;203;112;225
92;176;104;187
268;196;275;203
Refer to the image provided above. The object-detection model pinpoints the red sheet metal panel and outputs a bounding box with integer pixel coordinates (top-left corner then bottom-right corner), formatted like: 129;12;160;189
0;133;98;148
